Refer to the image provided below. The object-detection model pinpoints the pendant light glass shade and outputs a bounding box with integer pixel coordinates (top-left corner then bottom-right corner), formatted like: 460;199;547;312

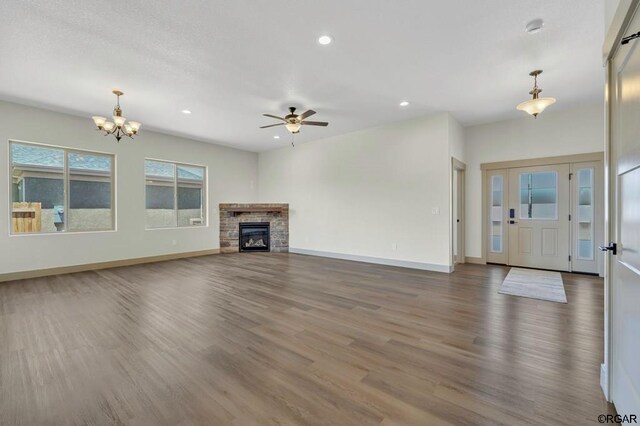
516;70;556;118
286;122;302;133
92;116;107;128
128;121;142;133
517;97;556;117
113;115;126;127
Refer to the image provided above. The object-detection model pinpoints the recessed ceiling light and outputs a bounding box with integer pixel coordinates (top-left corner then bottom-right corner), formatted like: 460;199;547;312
525;19;544;34
318;35;333;45
399;101;410;107
181;109;192;114
273;135;280;139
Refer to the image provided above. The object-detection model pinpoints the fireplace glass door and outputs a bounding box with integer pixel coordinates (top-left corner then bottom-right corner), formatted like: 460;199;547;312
239;222;270;252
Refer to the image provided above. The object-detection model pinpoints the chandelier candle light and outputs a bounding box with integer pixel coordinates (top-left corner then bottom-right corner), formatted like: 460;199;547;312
516;70;556;118
92;90;142;142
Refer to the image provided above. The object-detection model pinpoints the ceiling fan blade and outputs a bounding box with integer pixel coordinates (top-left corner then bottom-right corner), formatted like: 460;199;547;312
298;110;316;120
260;123;285;129
262;114;286;121
301;121;329;126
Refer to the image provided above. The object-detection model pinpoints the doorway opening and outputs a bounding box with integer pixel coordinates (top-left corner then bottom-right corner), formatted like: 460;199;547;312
452;158;466;269
481;153;603;274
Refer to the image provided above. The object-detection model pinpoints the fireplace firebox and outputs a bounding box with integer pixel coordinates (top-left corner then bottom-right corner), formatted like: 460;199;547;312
239;222;270;252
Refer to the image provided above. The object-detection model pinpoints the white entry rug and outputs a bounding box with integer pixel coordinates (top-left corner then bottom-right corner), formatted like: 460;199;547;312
498;268;567;303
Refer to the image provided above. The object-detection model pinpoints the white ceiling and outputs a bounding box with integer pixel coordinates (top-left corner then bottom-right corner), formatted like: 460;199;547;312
0;1;604;152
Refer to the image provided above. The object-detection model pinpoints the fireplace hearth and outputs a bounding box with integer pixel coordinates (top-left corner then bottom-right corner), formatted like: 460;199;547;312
239;222;270;252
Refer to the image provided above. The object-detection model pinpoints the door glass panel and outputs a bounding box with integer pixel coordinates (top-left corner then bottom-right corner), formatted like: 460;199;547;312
490;175;503;253
577;168;594;260
519;171;558;220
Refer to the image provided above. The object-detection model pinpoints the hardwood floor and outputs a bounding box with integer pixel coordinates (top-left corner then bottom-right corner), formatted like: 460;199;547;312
0;253;614;425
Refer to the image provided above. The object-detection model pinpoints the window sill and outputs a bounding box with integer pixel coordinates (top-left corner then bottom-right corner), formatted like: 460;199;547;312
145;225;209;231
10;229;117;237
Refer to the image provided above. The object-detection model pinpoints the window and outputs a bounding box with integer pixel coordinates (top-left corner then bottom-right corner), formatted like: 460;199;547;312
576;168;594;260
490;175;503;253
519;171;558;220
145;159;206;228
10;141;114;234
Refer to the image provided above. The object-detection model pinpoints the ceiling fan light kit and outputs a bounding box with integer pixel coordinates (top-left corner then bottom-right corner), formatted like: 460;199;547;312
92;90;142;142
516;70;556;118
260;107;329;136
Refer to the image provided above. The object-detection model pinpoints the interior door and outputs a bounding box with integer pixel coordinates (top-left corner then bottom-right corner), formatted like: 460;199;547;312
507;164;570;271
608;7;640;414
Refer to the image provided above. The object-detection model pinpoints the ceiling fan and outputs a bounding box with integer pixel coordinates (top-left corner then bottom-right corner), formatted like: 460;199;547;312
260;107;329;134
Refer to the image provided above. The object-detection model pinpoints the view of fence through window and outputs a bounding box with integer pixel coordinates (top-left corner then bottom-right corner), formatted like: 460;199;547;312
10;141;114;234
144;159;206;228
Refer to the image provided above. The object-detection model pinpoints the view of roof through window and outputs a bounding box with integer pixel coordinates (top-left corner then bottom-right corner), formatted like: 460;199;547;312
145;160;204;182
11;143;110;172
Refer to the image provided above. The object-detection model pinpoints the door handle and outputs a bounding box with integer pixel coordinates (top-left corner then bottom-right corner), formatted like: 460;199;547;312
508;220;518;224
598;243;617;255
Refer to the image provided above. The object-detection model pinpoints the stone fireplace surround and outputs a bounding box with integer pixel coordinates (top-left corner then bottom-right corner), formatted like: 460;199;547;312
219;203;289;253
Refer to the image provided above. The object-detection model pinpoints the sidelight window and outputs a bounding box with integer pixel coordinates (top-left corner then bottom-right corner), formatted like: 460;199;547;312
576;168;594;260
490;175;504;253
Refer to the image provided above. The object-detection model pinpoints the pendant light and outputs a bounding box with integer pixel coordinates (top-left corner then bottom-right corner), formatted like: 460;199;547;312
516;70;556;118
92;90;142;142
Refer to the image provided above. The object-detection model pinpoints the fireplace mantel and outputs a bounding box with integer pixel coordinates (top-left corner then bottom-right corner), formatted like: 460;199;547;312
222;205;286;216
219;203;289;253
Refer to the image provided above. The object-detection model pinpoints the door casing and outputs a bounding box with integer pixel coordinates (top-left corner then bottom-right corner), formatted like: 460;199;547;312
604;0;640;411
481;153;604;273
451;157;466;269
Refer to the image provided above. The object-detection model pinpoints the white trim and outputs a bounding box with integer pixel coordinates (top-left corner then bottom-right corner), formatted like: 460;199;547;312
613;359;640;416
601;363;609;401
290;248;452;273
603;0;640;63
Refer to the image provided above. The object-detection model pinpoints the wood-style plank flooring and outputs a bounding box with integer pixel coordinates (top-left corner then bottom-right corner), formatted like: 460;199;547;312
0;254;614;425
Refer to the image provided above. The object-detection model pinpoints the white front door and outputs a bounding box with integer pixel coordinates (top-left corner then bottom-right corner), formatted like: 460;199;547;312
507;164;570;271
608;6;640;414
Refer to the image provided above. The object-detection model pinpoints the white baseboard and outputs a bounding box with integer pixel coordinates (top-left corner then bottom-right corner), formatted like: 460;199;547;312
290;248;452;273
601;363;610;401
465;256;485;265
0;249;220;282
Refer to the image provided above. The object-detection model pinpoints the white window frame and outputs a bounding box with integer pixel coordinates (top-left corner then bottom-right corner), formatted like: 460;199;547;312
144;158;207;230
8;139;116;235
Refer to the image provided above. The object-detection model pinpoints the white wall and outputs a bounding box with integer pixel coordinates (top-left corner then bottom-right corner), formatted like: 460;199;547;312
448;115;465;163
464;103;605;258
259;113;458;271
0;101;258;274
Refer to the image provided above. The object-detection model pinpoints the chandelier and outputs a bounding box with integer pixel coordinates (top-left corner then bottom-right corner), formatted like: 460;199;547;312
92;90;142;142
516;70;556;118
